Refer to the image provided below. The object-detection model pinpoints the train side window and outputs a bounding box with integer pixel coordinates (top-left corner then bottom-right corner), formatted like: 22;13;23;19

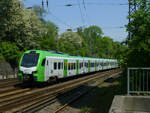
70;63;72;70
74;63;76;69
73;63;75;69
61;63;63;69
81;63;83;68
42;59;46;66
85;63;87;67
68;63;70;70
58;62;61;70
54;62;57;70
69;63;71;70
71;63;73;70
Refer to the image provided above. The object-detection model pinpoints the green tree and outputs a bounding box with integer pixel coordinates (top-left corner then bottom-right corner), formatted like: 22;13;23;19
38;21;58;51
59;31;83;55
77;26;103;57
126;0;150;67
0;0;46;50
0;42;20;67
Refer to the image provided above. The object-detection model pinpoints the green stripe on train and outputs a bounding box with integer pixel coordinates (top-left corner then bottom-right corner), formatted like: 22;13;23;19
76;60;79;74
88;60;90;72
64;60;67;77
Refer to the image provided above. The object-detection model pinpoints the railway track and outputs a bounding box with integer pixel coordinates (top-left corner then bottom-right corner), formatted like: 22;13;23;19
53;72;121;113
0;78;18;84
0;78;20;88
0;69;121;113
0;78;21;94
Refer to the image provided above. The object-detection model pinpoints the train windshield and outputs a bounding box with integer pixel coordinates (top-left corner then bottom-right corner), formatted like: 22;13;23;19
21;53;39;68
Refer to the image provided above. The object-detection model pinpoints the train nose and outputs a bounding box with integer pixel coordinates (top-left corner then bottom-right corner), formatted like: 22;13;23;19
23;74;33;81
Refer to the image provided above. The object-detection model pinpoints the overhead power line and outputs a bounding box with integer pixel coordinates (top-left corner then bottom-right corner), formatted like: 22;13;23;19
40;0;73;29
64;2;128;7
77;0;85;28
82;0;86;10
46;7;73;29
82;0;91;26
102;26;125;29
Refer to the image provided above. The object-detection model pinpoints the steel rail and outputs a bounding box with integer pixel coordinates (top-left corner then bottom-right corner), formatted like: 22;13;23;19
53;72;122;113
0;78;18;85
9;69;121;113
0;69;120;112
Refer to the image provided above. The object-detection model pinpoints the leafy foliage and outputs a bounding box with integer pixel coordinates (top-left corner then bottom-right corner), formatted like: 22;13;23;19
126;0;150;67
59;31;83;55
0;0;126;69
77;26;127;58
38;21;58;51
0;42;20;67
0;0;46;50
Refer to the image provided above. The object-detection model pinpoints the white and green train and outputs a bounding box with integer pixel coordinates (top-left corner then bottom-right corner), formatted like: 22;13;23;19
18;50;118;82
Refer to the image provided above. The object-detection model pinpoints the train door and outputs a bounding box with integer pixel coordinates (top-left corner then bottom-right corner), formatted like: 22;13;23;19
99;59;103;71
45;57;58;81
46;57;61;78
57;58;64;78
91;60;94;72
103;59;106;70
50;58;58;76
79;59;84;74
97;59;100;71
67;59;75;76
72;60;76;76
96;59;99;71
83;59;88;73
45;57;51;81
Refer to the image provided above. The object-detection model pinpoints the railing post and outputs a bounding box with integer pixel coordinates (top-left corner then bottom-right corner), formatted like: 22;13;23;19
127;68;130;95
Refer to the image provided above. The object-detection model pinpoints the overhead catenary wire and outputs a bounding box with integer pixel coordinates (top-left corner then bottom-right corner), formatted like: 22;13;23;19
82;0;91;26
102;26;125;29
77;0;85;28
63;2;128;7
39;0;73;30
82;0;86;10
46;6;73;29
84;2;128;6
0;1;128;7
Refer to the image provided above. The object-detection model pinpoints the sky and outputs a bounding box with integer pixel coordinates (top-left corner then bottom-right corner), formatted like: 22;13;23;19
23;0;129;42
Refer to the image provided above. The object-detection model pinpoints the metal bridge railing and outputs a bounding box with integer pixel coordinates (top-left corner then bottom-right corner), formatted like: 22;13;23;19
128;67;150;95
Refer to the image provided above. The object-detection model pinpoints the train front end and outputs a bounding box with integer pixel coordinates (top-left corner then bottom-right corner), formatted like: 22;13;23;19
18;50;44;83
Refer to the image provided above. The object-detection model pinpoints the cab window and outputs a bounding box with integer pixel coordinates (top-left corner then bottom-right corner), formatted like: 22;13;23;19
42;58;46;66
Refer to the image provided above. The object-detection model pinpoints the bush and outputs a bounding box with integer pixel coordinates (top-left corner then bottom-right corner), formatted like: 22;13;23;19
0;42;21;67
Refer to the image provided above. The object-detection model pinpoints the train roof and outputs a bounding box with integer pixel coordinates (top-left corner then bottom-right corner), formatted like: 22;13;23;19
24;50;117;61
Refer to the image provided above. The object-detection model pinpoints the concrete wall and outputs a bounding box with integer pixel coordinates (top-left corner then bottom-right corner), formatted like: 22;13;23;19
0;61;17;79
109;96;150;113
